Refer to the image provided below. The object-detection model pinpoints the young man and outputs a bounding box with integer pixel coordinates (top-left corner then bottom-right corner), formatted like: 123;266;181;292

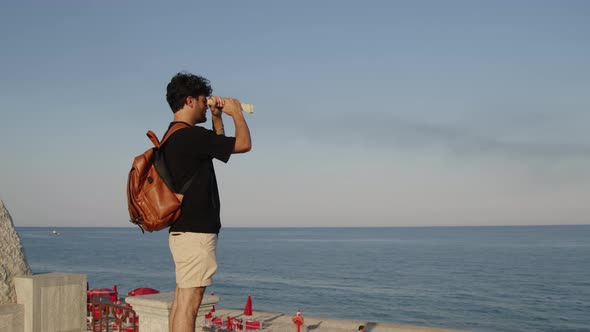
163;72;251;331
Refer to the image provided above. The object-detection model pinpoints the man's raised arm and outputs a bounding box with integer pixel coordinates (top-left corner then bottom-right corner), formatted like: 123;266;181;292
209;96;251;153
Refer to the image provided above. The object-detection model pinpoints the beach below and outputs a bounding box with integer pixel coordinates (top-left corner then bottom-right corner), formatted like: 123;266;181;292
207;308;466;332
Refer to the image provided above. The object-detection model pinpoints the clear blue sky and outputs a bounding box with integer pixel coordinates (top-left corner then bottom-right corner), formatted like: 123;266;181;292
1;1;589;227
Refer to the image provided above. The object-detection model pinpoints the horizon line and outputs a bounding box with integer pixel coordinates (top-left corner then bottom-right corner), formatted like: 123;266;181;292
14;223;590;229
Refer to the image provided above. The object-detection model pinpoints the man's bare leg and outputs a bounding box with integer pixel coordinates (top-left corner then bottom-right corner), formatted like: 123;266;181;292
169;286;206;332
169;288;179;332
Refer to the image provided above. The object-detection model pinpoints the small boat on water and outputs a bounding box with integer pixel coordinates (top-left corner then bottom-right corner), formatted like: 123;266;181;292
52;230;60;235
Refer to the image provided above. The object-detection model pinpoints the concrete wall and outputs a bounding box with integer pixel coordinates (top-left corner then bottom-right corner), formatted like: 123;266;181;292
0;199;32;304
125;292;218;332
14;272;86;332
0;303;24;332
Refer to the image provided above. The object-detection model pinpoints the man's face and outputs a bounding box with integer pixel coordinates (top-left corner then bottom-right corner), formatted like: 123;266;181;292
191;95;208;123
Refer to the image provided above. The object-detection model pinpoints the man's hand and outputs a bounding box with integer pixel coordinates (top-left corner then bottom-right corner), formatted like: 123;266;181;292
208;96;242;117
208;96;224;117
208;96;251;152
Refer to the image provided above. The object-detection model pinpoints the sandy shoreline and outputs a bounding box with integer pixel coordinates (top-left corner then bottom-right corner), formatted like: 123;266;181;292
208;308;467;332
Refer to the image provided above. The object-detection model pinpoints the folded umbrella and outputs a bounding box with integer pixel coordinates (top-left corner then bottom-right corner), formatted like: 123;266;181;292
243;294;253;316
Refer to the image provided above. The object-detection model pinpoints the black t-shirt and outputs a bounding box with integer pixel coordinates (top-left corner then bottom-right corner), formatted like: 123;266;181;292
163;122;235;233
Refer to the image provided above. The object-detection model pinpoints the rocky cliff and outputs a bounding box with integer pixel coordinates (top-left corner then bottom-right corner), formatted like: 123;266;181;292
0;199;32;303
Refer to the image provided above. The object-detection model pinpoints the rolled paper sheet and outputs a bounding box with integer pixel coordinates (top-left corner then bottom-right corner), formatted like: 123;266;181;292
207;99;255;114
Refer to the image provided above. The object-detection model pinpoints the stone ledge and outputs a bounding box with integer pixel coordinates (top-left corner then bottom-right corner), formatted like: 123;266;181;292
125;292;219;332
125;292;219;310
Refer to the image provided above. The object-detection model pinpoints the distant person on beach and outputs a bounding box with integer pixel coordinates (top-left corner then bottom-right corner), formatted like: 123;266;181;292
164;72;252;331
358;325;365;332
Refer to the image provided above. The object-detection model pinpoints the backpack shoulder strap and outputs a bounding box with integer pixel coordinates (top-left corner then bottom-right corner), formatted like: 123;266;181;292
148;122;195;194
145;122;191;148
146;130;161;148
161;122;191;144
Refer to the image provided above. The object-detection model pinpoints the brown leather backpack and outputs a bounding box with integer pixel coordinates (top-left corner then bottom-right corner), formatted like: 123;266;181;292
127;122;196;233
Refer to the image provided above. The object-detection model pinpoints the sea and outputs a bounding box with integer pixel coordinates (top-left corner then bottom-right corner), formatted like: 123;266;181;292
16;226;590;332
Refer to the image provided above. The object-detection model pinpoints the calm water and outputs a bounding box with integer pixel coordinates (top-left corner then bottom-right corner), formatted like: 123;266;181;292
17;226;590;332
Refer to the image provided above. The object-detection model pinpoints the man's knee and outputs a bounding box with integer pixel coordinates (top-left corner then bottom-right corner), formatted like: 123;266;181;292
175;286;206;312
191;304;200;317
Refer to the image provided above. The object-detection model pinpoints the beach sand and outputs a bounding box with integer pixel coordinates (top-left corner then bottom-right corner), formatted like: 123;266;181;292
207;308;467;332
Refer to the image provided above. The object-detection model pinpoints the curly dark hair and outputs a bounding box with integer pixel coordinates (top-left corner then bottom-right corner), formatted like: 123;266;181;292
166;72;213;113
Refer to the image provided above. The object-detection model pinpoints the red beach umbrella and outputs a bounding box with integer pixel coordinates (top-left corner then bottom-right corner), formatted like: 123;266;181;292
127;287;160;297
243;294;253;316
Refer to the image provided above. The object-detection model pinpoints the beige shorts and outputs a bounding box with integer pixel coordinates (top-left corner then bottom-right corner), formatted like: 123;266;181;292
169;232;218;288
